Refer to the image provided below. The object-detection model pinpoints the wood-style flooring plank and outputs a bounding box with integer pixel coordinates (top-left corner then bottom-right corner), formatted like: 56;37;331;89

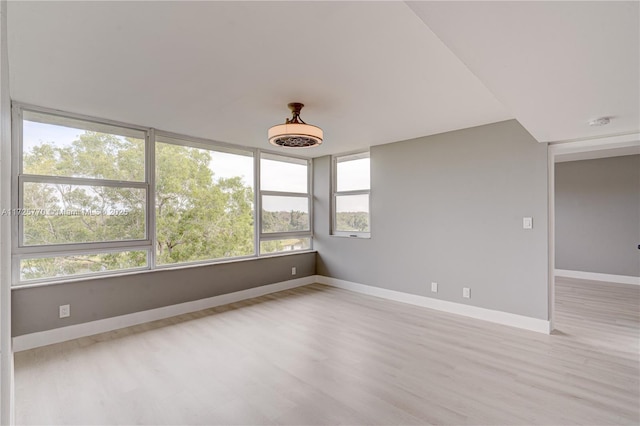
14;278;640;425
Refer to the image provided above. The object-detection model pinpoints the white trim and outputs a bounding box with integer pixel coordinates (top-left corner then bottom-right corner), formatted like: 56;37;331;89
13;273;560;353
547;144;555;331
13;276;316;352
555;269;640;286
549;132;640;149
550;133;640;163
317;276;551;334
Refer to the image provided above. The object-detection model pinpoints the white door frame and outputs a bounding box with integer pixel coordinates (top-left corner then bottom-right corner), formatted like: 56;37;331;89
547;133;640;331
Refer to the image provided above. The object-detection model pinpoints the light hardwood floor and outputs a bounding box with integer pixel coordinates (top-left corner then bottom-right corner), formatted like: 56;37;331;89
14;279;640;425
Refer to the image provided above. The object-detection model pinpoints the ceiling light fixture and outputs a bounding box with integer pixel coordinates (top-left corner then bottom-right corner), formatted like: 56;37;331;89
588;117;611;127
268;103;323;148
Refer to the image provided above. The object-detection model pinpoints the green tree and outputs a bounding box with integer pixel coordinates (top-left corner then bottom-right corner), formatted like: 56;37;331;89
155;142;254;264
261;210;309;233
21;132;255;279
23;132;146;246
336;211;369;232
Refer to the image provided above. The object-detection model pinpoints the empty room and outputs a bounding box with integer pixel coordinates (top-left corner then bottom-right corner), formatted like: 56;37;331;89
0;1;639;425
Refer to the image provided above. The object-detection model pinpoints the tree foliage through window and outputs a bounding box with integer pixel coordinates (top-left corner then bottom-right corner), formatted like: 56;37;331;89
155;142;254;264
17;109;314;283
20;131;257;279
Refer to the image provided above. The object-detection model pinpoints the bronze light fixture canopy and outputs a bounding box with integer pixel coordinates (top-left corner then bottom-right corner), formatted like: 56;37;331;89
268;103;323;148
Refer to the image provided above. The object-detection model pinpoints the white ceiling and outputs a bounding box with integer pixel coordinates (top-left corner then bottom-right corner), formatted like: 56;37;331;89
408;1;640;144
7;1;639;158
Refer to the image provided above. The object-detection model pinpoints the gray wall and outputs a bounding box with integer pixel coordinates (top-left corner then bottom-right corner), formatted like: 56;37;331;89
555;155;640;277
12;252;316;336
1;1;14;423
314;120;549;320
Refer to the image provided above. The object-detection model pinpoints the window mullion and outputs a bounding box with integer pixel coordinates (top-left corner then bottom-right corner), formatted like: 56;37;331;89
260;190;309;198
255;149;261;258
11;105;22;255
15;240;152;255
308;158;314;243
259;231;312;240
147;128;156;269
19;174;148;189
334;189;370;197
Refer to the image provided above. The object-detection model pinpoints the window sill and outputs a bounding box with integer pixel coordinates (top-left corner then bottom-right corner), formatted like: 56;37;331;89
330;234;371;239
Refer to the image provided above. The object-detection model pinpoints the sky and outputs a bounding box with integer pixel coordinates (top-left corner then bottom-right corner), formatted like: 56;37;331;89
23;120;370;212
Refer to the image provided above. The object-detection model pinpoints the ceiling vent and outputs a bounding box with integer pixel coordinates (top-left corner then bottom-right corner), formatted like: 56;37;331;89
588;117;611;127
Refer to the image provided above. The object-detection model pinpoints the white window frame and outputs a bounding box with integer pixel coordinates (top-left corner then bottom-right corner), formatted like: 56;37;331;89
258;151;313;255
332;151;371;238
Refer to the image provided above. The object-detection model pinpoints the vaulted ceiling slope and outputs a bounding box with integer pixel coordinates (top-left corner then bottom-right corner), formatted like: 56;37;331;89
408;1;639;144
7;2;638;157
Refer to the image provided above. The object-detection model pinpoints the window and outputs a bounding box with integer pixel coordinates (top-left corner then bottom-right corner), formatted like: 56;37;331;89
14;107;151;283
11;104;314;285
155;136;254;265
19;250;148;282
259;153;312;254
332;152;370;237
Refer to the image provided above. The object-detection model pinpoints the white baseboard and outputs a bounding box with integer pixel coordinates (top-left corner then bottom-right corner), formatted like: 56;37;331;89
13;276;316;352
316;276;551;334
555;269;640;286
14;274;554;351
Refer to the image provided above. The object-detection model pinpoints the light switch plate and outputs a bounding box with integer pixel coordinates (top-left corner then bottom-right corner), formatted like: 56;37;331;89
523;217;533;229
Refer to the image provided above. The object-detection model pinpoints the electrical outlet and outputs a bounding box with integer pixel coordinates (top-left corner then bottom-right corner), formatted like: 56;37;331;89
59;304;70;318
291;266;297;276
463;288;470;299
431;282;438;293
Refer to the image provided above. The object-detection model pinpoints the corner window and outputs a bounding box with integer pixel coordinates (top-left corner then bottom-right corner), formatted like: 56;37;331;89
332;152;370;237
11;104;315;285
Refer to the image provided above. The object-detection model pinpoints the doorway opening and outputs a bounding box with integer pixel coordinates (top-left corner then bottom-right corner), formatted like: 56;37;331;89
548;133;640;332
